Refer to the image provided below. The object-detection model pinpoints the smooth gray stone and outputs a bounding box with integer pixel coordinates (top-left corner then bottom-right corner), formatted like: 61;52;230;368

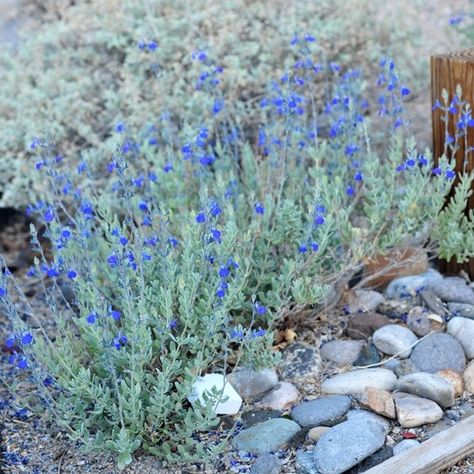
448;302;474;319
228;368;279;402
232;418;301;454
393;439;420;456
410;332;466;374
396;372;455;408
346;446;393;473
385;269;443;299
250;454;282;474
321;340;363;367
346;409;390;435
353;342;380;367
296;449;319;474
291;396;351;428
373;325;418;358
313;416;386;473
394;359;417;377
321;369;397;395
447;317;474;359
430;277;474;305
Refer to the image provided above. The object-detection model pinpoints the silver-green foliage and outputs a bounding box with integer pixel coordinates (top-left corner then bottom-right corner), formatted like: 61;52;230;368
0;0;432;207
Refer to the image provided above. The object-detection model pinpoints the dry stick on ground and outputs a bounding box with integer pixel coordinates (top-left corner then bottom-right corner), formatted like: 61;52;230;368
365;414;474;474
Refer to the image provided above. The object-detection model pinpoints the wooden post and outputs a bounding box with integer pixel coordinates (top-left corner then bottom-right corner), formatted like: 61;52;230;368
365;415;474;474
431;48;474;278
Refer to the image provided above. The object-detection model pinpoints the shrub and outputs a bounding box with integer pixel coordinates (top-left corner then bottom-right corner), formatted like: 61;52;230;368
0;0;440;208
2;32;474;472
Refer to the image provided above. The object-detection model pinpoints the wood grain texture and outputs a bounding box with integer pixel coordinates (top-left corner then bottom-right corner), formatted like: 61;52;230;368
365;415;474;474
431;48;474;278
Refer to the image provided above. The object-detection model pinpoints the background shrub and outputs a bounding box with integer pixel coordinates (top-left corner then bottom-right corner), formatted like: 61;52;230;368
0;0;449;207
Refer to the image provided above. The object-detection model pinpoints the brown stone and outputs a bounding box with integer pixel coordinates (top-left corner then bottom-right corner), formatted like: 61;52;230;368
407;306;444;337
358;387;396;419
345;312;390;339
307;426;331;442
463;360;474;394
437;369;464;398
362;247;429;289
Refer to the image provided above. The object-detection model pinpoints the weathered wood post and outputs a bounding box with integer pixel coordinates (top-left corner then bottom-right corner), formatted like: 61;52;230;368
431;48;474;278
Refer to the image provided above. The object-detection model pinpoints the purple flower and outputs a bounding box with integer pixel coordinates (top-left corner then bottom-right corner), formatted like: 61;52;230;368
431;167;442;176
169;319;178;329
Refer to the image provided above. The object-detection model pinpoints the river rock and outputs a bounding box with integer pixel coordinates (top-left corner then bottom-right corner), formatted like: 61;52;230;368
385;269;443;299
313;415;386;473
307;426;331;442
394;359;417;377
430;277;474;305
410;332;466;374
437;369;464;398
228;368;279;402
353;342;381;367
345;446;394;473
321;368;397;395
249;454;282;474
291;395;351;428
377;299;416;320
373;325;418;358
447;317;474;359
358;387;396;418
278;342;321;384
346;290;385;313
346;409;391;434
393;392;443;428
241;409;282;429
393;439;420;456
420;289;448;316
407;306;444;337
321;340;363;367
345;312;390;339
396;372;455;408
448;302;474;319
255;382;299;411
231;418;301;454
463;360;474;394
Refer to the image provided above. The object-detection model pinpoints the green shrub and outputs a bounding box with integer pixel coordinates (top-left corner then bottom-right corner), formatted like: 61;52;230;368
2;39;474;470
0;0;437;207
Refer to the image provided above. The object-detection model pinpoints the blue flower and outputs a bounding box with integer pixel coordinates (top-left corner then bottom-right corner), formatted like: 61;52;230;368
255;303;267;315
299;244;308;254
219;267;230;278
418;154;428;166
304;34;316;42
139;201;149;212
44;208;55;223
400;87;410;96
230;328;244;340
148;40;158;51
119;236;128;246
354;171;363;182
213;99;224;114
0;287;6;297
111;310;121;321
163;163;173;173
255;203;264;215
21;332;33;345
216;289;226;298
6;335;15;348
168;237;178;247
346;185;355;196
314;215;325;226
446;169;456;180
86;313;97;324
210;229;222;243
252;328;266;338
211;204;221;216
67;270;77;279
115;122;125;133
196;213;206;223
17;357;28;369
311;242;319;252
169;319;178;329
431;167;442;176
107;254;119;267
